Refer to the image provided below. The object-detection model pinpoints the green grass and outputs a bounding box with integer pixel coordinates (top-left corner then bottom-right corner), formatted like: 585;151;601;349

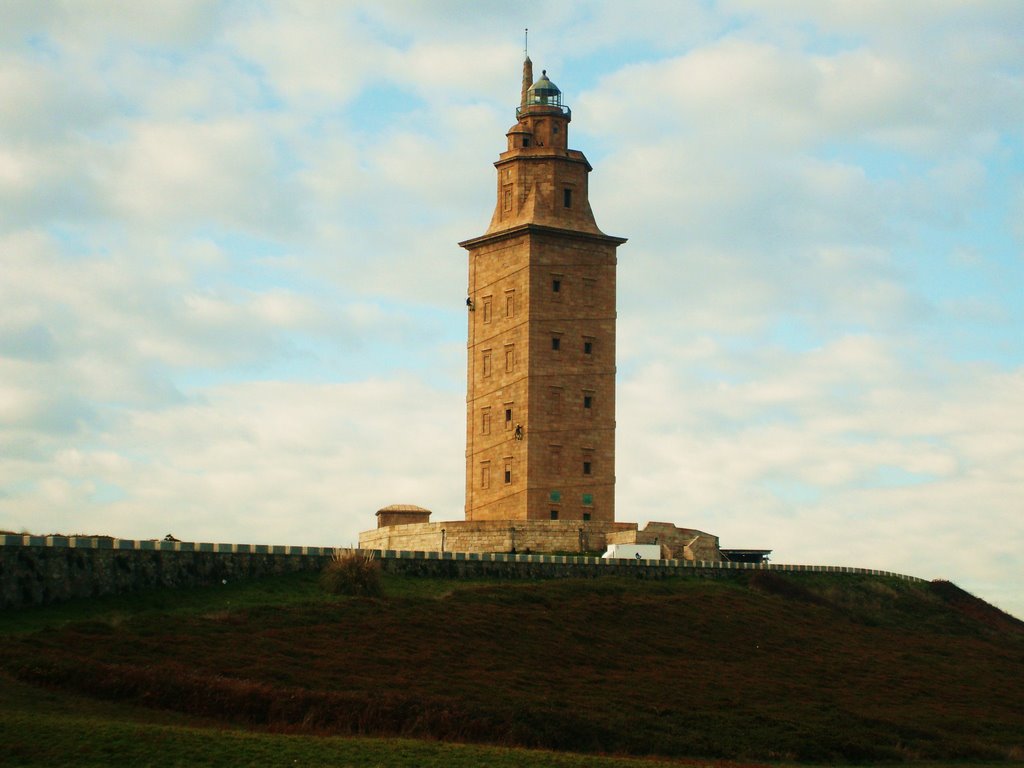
2;570;1023;765
0;571;495;635
0;673;763;767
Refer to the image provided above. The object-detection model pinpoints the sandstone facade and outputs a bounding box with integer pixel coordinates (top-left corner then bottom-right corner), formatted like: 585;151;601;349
606;522;721;561
460;59;625;524
360;519;639;555
375;504;431;528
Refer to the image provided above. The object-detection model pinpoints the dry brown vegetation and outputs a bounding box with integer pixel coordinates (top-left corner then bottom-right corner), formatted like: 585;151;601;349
319;549;383;597
2;571;1022;763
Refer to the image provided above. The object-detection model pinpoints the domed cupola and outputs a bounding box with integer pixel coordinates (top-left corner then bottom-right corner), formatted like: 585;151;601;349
506;121;534;151
526;70;562;108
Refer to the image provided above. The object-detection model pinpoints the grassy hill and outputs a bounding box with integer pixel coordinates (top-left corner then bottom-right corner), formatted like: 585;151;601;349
1;568;1022;765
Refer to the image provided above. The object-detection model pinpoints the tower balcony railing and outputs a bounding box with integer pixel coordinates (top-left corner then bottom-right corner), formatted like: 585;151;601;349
516;103;571;119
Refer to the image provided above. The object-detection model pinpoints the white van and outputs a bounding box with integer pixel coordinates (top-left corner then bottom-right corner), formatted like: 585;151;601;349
601;544;662;560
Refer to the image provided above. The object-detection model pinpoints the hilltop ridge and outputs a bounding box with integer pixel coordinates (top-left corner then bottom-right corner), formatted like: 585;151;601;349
2;570;1022;764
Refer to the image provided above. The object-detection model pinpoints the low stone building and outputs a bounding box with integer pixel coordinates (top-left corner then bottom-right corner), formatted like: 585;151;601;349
607;522;720;561
358;516;721;561
375;504;432;529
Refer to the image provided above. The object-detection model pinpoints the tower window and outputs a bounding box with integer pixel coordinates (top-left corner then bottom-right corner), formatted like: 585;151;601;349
550;510;559;520
504;459;513;485
583;461;592;476
552;277;561;294
582;493;594;506
483;296;492;323
482;350;492;377
583;339;593;355
563;188;572;208
583;512;591;521
551;336;560;351
505;344;515;372
522;137;530;147
505;290;515;318
583;394;593;411
505;406;513;427
502;185;513;213
481;407;491;435
480;462;490;489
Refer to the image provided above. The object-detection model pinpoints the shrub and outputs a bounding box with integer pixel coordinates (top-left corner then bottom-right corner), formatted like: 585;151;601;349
320;550;382;597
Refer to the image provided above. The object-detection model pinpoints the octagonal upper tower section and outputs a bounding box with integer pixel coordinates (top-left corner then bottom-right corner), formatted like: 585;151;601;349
481;58;609;238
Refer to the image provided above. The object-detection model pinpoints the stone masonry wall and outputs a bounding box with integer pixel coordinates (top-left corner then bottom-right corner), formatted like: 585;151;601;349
358;519;639;554
0;536;330;610
1;535;924;611
606;523;721;561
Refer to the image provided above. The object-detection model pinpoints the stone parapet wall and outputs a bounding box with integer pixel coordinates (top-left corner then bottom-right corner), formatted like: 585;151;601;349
372;552;925;581
0;535;925;611
358;519;638;554
0;535;331;610
372;549;926;583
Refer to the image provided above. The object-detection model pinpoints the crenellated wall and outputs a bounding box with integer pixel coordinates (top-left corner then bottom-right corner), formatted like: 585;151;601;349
1;534;924;611
0;535;331;610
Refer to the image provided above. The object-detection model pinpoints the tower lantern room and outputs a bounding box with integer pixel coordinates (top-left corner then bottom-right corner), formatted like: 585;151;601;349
509;64;570;152
523;71;566;110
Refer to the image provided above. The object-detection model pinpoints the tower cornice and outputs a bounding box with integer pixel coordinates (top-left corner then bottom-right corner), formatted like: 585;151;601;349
459;223;627;251
494;149;592;172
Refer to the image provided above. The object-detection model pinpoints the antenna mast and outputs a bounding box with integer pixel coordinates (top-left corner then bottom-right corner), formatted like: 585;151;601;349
524;28;528;58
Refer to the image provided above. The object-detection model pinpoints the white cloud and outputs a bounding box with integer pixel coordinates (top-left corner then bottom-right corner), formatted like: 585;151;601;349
100;118;297;229
0;378;464;545
225;5;397;110
618;333;1024;612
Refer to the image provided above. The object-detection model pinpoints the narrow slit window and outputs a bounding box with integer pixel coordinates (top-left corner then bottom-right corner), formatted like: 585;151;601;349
550;510;559;520
551;336;561;351
583;461;592;476
482;350;492;377
504;459;512;485
505;407;513;428
563;188;572;208
481;407;491;435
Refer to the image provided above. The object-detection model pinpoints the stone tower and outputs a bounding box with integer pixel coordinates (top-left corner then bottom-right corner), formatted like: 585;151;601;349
460;57;626;523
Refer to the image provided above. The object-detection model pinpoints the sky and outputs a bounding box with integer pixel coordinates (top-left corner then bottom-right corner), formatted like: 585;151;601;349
1;1;1022;617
